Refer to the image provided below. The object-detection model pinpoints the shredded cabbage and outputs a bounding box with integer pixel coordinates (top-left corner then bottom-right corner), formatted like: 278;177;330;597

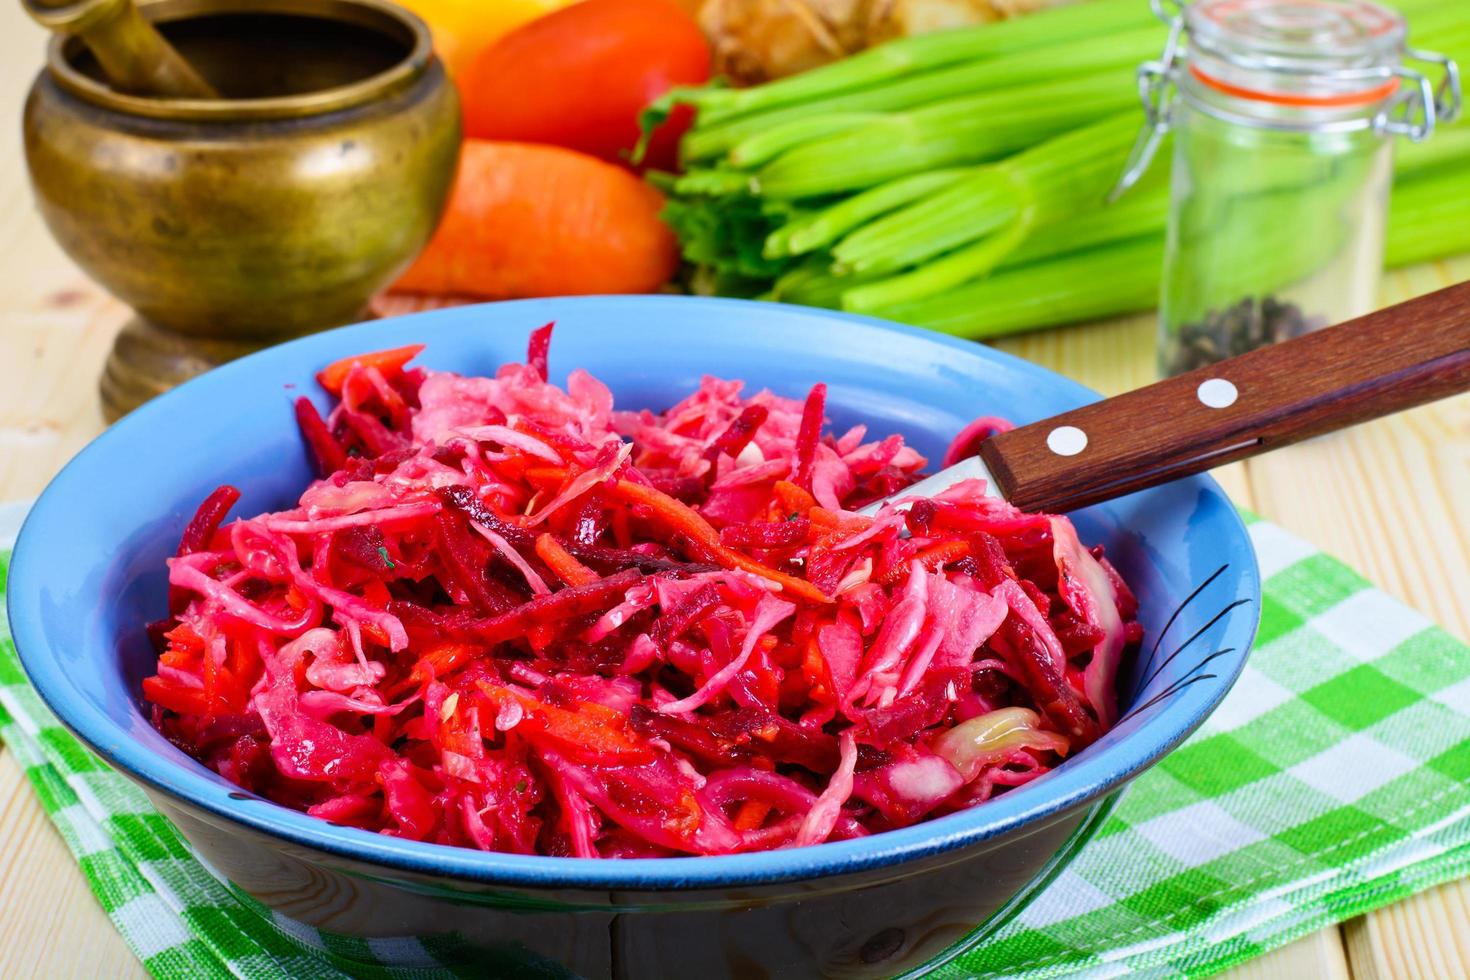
144;326;1140;857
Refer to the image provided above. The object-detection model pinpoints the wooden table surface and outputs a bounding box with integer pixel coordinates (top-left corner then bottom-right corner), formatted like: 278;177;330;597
2;7;1468;979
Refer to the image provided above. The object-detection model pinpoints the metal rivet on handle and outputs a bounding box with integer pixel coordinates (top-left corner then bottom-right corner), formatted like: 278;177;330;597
1197;378;1239;409
1047;425;1088;456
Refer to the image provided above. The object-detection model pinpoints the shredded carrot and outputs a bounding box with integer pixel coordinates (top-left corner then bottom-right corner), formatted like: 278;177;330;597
916;540;970;570
809;507;873;535
773;480;817;516
524;465;569;489
613;479;831;603
317;344;424;395
535;533;600;586
734;800;772;831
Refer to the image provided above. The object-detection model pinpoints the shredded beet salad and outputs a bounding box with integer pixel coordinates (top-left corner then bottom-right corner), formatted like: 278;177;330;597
145;325;1142;857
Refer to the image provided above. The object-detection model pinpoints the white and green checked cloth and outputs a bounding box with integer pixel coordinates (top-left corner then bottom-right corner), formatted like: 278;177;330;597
2;499;1469;979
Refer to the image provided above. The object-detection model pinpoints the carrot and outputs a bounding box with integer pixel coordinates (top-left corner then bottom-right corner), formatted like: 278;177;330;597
772;480;817;517
393;140;679;299
535;533;600;587
916;540;970;570
808;507;873;535
523;465;570;488
612;479;831;604
734;800;772;831
142;676;210;717
387;641;485;698
317;344;424;395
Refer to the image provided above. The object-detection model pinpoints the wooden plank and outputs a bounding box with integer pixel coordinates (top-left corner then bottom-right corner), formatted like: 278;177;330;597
0;8;120;504
0;291;125;501
1344;880;1470;980
1219;930;1354;980
0;17;93;307
995;310;1160;398
0;749;149;979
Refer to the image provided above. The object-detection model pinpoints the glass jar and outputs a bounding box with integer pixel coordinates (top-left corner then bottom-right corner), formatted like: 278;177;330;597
1118;0;1460;376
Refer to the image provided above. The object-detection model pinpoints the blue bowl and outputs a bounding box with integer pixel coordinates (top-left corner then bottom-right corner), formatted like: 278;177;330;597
8;296;1259;978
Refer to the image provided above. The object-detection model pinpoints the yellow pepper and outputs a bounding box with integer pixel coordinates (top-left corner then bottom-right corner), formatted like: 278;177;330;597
398;0;582;79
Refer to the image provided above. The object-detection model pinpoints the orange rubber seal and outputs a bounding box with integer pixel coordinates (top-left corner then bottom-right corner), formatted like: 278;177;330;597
1189;64;1400;107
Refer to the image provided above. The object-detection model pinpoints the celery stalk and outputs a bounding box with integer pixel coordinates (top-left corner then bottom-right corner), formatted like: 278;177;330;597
833;171;1022;273
841;222;1031;312
672;168;755;196
728;114;887;168
755;69;1138;198
873;165;1470;341
765;169;975;258
1385;168;1470;266
684;25;1167;163
993;114;1468;273
769;259;879;308
654;0;1156;126
1004;172;1170;266
1396;120;1470;178
832;113;1140;274
877;237;1166;338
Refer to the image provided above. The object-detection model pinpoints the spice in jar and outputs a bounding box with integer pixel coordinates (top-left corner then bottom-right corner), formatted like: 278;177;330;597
1162;295;1328;375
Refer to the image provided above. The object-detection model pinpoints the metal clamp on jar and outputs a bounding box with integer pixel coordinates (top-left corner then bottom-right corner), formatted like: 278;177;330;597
1116;0;1460;376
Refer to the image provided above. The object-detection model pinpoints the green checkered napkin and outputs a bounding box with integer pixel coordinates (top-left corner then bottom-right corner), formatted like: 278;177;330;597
2;499;1469;980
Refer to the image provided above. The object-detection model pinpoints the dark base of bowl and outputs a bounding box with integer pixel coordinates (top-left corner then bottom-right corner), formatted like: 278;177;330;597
152;790;1115;979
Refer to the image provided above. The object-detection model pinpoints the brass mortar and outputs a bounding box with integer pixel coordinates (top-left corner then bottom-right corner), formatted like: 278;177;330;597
23;0;461;419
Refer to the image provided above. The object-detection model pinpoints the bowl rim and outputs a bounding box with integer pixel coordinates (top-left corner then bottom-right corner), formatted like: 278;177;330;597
7;295;1260;891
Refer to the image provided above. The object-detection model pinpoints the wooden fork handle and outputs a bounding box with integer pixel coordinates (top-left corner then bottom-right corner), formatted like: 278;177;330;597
979;279;1470;514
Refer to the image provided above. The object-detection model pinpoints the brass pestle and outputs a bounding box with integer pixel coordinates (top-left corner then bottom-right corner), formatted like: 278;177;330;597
23;0;219;98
